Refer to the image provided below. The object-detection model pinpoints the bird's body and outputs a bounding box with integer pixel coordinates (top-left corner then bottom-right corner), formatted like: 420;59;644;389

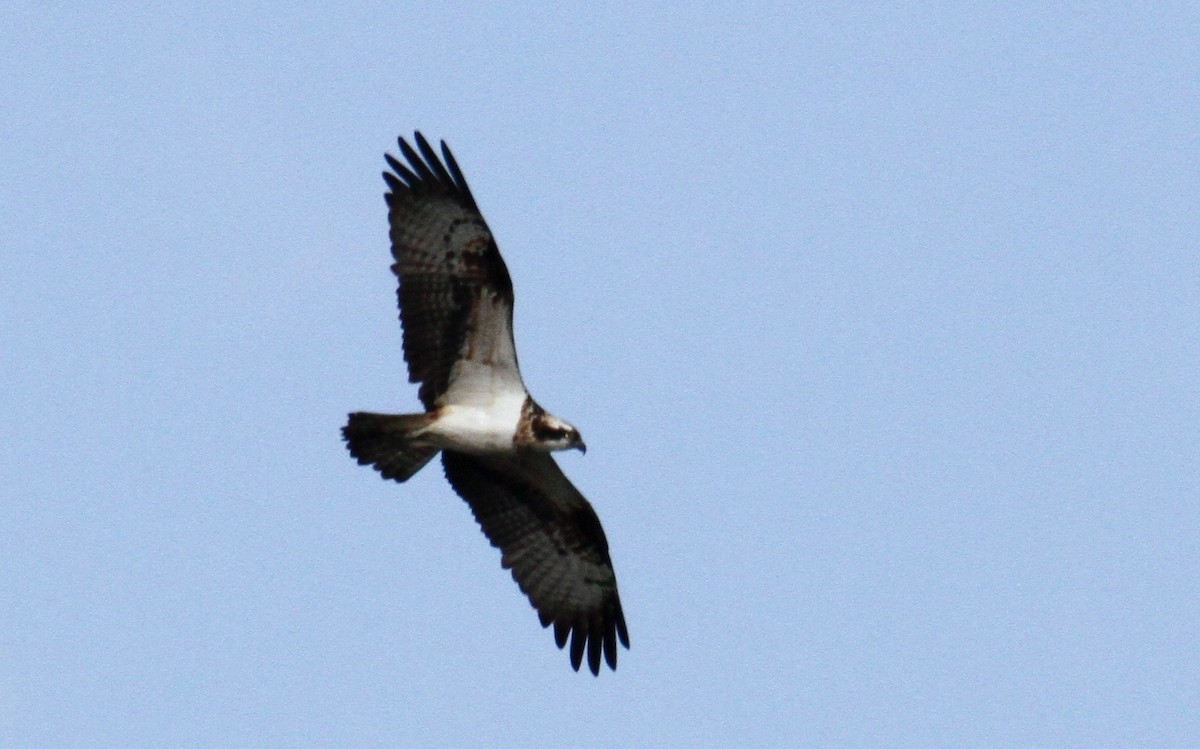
424;398;527;452
342;133;628;675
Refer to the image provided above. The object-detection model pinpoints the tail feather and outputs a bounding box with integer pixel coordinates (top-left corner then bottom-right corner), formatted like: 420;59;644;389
343;412;439;482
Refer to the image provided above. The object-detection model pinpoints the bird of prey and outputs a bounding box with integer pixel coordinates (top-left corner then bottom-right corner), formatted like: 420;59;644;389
342;133;629;675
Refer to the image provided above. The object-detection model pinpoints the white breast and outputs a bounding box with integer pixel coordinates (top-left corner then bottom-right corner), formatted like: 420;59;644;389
425;392;527;454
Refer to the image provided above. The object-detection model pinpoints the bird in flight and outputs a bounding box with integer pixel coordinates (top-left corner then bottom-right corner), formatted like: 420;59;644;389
342;133;629;675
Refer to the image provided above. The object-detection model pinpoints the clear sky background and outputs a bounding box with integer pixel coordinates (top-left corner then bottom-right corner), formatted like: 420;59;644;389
3;3;1197;747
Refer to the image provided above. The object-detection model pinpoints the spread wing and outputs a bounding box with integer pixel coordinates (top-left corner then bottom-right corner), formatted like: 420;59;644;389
384;132;523;409
441;450;630;675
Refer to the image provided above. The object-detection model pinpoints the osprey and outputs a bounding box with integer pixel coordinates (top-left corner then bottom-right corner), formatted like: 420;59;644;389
342;133;629;675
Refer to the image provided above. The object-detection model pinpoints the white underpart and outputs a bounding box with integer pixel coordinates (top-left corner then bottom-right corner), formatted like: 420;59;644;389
420;291;530;454
424;393;528;453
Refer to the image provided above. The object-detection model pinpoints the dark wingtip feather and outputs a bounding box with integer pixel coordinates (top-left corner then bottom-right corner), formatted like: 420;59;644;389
384;153;420;188
549;615;625;674
382;132;478;210
415;132;453;186
382;169;406;196
603;626;617;670
398;136;436;183
440;140;479;209
587;623;603;676
569;626;586;672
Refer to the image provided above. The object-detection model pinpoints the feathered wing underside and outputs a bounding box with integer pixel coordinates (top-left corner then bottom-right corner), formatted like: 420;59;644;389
384;133;524;409
441;451;630;675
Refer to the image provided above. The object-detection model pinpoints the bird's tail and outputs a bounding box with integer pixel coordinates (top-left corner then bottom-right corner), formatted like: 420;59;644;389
342;411;440;482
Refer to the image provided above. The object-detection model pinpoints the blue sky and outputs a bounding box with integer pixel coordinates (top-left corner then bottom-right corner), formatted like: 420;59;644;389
3;3;1197;747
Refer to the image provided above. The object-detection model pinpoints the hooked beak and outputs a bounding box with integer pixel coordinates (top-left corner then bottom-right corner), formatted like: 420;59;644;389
575;439;587;455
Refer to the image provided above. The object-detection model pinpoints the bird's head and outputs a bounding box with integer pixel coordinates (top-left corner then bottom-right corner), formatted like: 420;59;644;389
530;413;587;454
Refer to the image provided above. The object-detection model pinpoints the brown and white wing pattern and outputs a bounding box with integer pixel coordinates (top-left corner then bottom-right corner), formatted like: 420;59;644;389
441;450;630;675
384;132;522;409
